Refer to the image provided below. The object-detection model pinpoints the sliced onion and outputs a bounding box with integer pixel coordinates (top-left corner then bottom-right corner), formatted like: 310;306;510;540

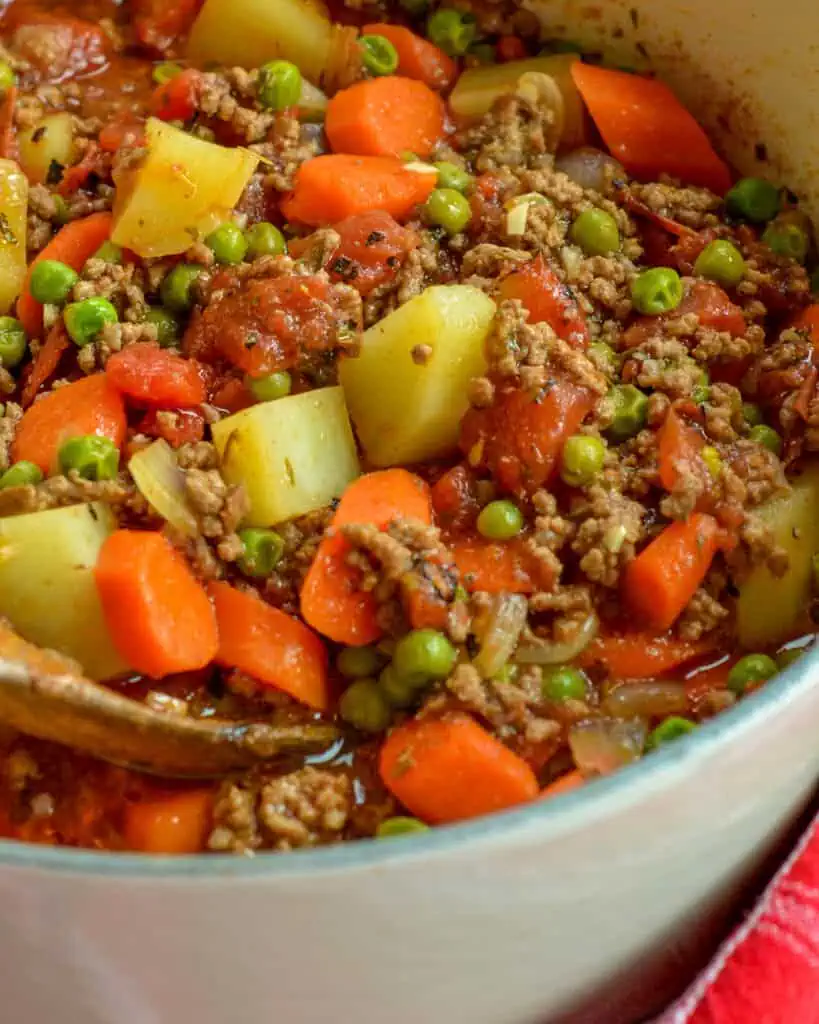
403;160;438;177
128;439;198;538
555;147;626;192
602;681;689;719
473;594;528;679
298;80;328;123
568;717;647;776
516;611;598;666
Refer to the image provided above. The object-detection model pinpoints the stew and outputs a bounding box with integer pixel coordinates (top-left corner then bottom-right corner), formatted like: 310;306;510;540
0;0;816;854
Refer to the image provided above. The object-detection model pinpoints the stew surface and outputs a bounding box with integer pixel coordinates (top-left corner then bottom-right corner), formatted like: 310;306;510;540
0;0;817;855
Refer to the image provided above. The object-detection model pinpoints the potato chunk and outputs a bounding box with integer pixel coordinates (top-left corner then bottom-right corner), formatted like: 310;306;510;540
111;119;258;258
0;159;27;315
0;502;130;680
211;387;360;527
187;0;333;84
340;285;496;466
18;113;76;184
737;464;819;649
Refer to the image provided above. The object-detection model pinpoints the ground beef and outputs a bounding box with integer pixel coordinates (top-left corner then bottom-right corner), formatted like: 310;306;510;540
456;91;561;172
570;485;646;588
0;470;149;517
208;767;353;853
626;179;723;229
0;401;22;472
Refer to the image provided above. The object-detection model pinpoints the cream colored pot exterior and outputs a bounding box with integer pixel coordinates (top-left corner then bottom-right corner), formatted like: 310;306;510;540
2;3;819;1022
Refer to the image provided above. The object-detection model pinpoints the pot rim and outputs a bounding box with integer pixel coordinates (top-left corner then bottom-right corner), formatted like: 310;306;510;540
1;646;815;878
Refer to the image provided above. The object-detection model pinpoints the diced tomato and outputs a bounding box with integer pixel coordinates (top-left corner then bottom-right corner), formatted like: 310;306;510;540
431;464;480;529
151;68;201;122
656;407;707;494
7;9;109;83
290;211;418;296
106;343;206;408
132;0;204;51
496;36;528;62
498;255;590;348
139;408;206;447
99;116;146;153
209;376;253;414
184;273;353;376
57;143;109;196
623;279;746;349
460;380;595;494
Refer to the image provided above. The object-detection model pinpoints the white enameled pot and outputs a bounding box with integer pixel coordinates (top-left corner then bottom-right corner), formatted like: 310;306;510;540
2;2;819;1022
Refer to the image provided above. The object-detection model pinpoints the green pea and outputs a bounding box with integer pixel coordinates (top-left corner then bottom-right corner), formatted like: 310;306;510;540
52;194;70;225
605;384;649;442
569;208;621;257
725;178;781;224
378;664;417;708
742;401;764;427
160;263;203;312
426;8;476;56
143;307;180;348
92;241;122;265
337;646;384;680
64;297;118;347
247;370;292;402
588;341;618;377
206;222;248;265
762;221;810;264
542;666;586;702
561;434;606;487
645;716;697;751
0;60;16;93
237;528;284;577
701;445;722;479
0;460;43;489
244;221;287;259
376;816;429;838
631;267;683;315
434;161;472;194
424;188;471;234
58;435;119;481
392;629;457;686
360;34;399;76
476;499;524;540
749;423;782;456
0;316;27;369
152;61;182;85
693;239;746;287
339;678;392;733
727;653;778;695
468;42;496;65
257;60;302;111
29;259;78;305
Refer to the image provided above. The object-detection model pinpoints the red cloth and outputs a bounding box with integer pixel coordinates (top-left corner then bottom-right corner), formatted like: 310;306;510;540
657;811;819;1024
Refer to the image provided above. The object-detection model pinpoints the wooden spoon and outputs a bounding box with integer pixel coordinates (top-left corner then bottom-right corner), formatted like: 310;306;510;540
0;622;340;778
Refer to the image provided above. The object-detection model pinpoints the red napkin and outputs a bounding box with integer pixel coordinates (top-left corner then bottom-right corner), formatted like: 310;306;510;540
656;810;819;1024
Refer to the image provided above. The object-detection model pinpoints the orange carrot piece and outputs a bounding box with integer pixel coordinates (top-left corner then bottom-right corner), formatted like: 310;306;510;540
540;770;585;800
657;407;706;493
325;76;445;158
793;303;819;344
379;713;539;824
210;582;329;711
450;537;543;594
571;63;732;194
621;513;721;633
361;24;456;91
124;789;213;854
301;469;432;645
580;631;713;679
281;154;435;226
12;372;126;473
95;530;219;678
20;320;70;408
17;212;113;337
498;255;589;347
